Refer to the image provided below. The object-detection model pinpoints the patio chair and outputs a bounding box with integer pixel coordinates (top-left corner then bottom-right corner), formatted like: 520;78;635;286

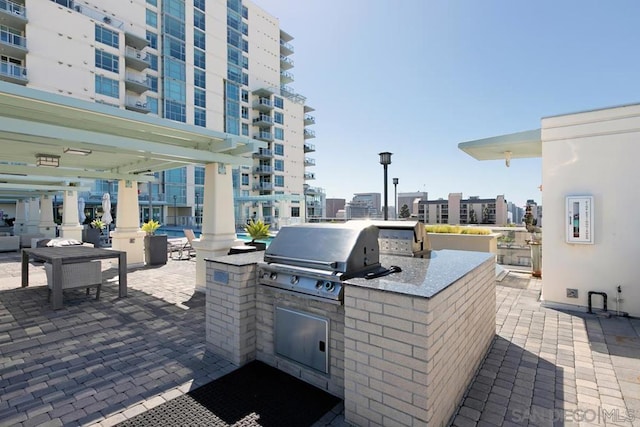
44;261;103;302
175;229;197;260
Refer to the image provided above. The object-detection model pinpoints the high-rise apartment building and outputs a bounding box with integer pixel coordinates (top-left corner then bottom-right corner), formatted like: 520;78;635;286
0;0;319;230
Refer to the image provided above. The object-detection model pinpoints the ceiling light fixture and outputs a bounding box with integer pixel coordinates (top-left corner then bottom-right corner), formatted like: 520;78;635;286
63;147;92;155
36;154;60;168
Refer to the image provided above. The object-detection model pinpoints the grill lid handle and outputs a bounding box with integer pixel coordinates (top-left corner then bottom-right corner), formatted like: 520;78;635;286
264;254;338;269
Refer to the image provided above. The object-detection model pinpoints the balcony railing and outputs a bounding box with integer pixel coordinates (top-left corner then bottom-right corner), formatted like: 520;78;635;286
303;129;316;139
0;0;26;23
280;70;294;83
254;165;273;174
0;60;26;83
252;114;273;126
0;28;26;49
304;114;315;125
280;40;294;56
253;182;273;191
304;172;315;180
280;56;294;70
303;142;315;153
304;157;315;166
252;148;273;158
255;131;273;142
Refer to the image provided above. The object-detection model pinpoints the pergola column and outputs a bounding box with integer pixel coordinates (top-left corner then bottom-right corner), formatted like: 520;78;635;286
38;194;57;238
14;199;27;235
26;197;40;234
111;179;145;266
193;162;243;289
60;189;83;241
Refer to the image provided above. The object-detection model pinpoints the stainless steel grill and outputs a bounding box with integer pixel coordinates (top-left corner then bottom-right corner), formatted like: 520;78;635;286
348;220;430;257
258;222;383;303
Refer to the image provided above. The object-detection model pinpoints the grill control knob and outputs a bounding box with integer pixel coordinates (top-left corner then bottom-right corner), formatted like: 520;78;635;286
324;282;335;292
315;280;324;289
290;275;299;285
270;272;278;280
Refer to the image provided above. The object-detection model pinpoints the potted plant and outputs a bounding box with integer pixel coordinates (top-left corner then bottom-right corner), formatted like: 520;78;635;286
244;219;270;251
142;219;167;266
84;219;105;247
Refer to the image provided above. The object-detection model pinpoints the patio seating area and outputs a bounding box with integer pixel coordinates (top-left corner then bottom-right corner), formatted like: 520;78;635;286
0;251;638;426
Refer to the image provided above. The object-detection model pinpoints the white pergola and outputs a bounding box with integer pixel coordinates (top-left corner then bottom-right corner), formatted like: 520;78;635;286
458;129;542;166
0;81;264;286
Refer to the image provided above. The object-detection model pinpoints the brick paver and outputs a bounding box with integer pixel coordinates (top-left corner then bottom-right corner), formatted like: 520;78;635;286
1;253;638;427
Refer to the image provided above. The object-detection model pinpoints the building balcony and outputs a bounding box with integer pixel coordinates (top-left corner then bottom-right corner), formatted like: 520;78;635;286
124;74;151;93
252;114;273;127
303;129;316;139
124;97;150;114
304;185;321;196
71;4;124;30
252;148;273;159
280;56;294;70
252;97;273;112
253;182;273;191
252;87;275;98
254;165;273;175
254;131;274;142
0;28;27;58
304;172;315;180
280;40;294;56
0;60;27;85
303;142;315;153
304;157;315;166
0;0;27;27
304;114;315;126
124;47;150;71
280;70;294;84
124;30;148;50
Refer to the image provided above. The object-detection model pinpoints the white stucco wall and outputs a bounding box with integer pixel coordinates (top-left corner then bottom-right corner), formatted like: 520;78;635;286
541;104;640;317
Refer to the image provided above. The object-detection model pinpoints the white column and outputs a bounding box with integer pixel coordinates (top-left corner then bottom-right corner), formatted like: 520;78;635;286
14;199;27;235
38;194;57;238
193;162;243;290
111;179;146;266
26;197;40;234
60;189;83;241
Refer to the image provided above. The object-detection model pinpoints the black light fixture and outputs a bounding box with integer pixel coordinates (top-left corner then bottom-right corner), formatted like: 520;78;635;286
393;178;399;219
173;195;177;226
195;192;200;226
379;152;392;220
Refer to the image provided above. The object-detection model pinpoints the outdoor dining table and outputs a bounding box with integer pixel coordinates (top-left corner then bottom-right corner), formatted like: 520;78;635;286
21;246;127;310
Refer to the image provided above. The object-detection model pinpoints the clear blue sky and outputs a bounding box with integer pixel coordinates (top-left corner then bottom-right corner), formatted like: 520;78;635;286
256;0;640;208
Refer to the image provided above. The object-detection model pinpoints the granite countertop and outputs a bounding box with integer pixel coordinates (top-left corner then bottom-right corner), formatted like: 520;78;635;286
204;250;265;266
346;249;495;299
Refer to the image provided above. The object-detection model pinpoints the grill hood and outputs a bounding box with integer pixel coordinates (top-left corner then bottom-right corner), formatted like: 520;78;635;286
263;222;381;277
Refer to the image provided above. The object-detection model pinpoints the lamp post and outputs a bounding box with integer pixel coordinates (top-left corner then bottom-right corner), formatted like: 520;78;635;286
173;195;177;226
195;192;200;226
379;152;392;220
393;178;399;219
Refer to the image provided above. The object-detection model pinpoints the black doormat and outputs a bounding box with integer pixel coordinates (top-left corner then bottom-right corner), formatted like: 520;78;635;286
116;361;342;427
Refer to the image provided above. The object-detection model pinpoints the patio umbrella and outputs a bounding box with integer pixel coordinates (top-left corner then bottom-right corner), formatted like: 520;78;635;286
78;197;86;223
101;193;113;226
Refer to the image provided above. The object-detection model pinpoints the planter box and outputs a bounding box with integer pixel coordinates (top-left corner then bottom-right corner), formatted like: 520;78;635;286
427;232;499;254
83;228;102;248
245;241;267;251
144;234;168;266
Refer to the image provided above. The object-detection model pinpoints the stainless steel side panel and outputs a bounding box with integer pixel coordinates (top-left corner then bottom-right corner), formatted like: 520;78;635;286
275;306;329;374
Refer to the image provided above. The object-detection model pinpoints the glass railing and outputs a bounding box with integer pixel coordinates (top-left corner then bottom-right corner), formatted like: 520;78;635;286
0;0;26;17
0;29;25;48
0;60;25;79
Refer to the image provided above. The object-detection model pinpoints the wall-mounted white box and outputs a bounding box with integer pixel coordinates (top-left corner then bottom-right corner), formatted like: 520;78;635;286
566;196;594;244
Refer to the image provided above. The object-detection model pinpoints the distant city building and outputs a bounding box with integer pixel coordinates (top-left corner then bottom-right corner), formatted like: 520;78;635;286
397;192;428;217
525;199;542;227
325;198;346;219
507;202;525;225
346;193;381;219
418;193;508;225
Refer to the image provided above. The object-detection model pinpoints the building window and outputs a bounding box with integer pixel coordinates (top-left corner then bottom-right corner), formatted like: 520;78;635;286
226;117;239;135
194;108;206;127
148;53;158;71
241;123;249;136
194;68;206;88
274;128;284;140
274;159;284;171
95;25;118;48
194;48;205;69
146;31;158;49
145;9;157;27
194;9;205;30
95;75;119;98
241;106;248;119
274;143;284;156
164;0;185;20
164;36;186;61
291;207;300;217
274;96;283;109
242;5;248;19
242;39;248;53
242;56;248;70
147;97;158;114
194;29;205;49
242;72;248;86
146;0;157;6
164;59;186;80
164;100;186;122
95;50;119;73
228;46;241;66
241;89;248;103
274;111;284;124
148;75;158;92
227;65;242;84
241;173;249;186
194;88;206;107
164;15;185;39
164;79;186;102
242;22;248;36
274;176;284;187
194;0;205;11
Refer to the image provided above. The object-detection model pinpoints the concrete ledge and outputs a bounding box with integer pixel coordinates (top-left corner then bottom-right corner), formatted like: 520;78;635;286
427;232;499;253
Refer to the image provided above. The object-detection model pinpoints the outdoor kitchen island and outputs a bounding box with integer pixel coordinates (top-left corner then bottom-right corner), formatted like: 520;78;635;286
204;224;496;426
